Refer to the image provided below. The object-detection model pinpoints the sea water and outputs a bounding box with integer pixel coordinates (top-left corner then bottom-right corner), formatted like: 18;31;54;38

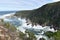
0;11;57;40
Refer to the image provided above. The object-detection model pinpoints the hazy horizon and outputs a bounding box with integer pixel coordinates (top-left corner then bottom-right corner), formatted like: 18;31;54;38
0;0;60;11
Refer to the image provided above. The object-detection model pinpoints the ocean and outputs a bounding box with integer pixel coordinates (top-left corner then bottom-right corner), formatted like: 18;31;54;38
0;11;56;40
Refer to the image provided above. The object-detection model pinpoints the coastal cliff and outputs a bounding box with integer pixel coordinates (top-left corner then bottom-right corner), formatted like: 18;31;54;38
15;1;60;30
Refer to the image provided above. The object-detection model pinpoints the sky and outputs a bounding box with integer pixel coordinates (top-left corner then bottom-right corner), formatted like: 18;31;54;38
0;0;60;11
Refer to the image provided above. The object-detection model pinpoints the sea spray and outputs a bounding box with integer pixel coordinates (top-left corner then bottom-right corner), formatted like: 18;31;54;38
0;12;57;40
17;17;56;40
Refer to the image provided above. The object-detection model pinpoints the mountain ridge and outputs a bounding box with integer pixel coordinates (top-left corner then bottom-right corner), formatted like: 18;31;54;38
15;1;60;30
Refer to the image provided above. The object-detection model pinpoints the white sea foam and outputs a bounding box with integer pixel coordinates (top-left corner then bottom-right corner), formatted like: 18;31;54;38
36;35;49;40
17;17;57;40
0;12;56;40
0;13;15;19
18;18;56;33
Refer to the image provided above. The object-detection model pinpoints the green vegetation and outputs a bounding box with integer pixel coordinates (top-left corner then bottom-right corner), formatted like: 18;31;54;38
45;31;60;40
0;19;37;40
4;22;17;32
18;30;36;40
15;10;32;18
0;19;17;32
14;1;60;40
28;1;60;28
53;30;60;40
19;31;26;40
44;31;54;38
25;30;36;40
15;1;60;30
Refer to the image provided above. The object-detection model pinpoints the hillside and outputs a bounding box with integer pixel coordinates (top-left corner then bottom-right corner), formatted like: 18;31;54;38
15;10;33;18
15;1;60;30
0;19;36;40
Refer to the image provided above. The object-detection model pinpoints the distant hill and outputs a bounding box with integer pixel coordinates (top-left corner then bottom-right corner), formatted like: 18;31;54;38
0;11;16;15
15;1;60;30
